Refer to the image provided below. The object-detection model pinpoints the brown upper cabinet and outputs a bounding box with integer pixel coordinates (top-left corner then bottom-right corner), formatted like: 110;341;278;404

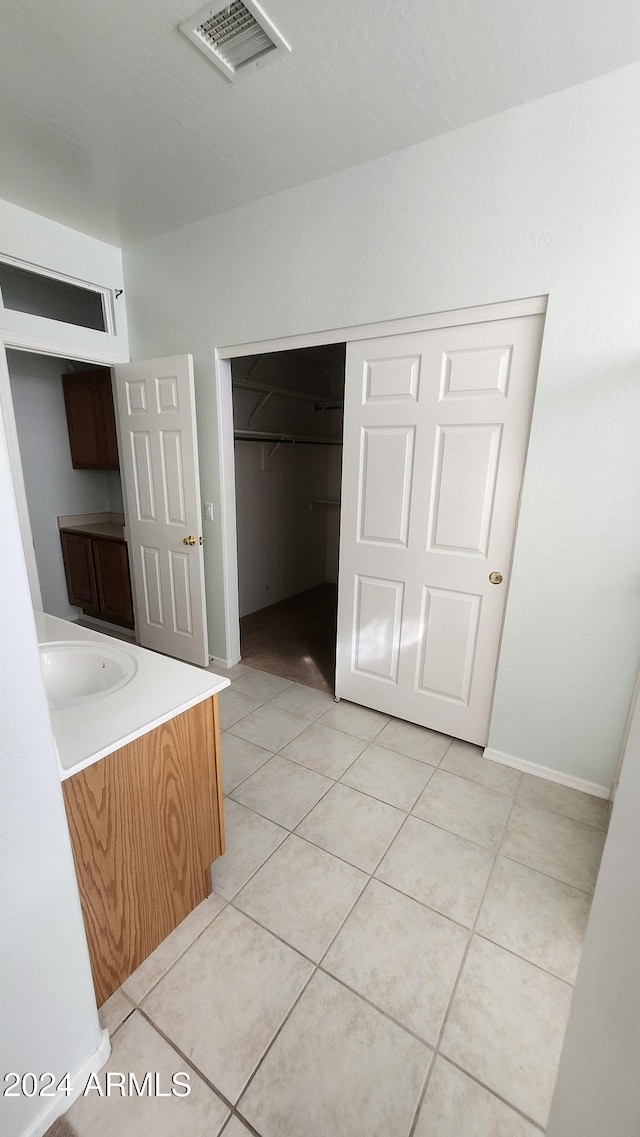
62;368;119;470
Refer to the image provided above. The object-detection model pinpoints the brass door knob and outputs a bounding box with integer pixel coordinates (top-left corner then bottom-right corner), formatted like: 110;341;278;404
183;535;197;546
489;571;503;585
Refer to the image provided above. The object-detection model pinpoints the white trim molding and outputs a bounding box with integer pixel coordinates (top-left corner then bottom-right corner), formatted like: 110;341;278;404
218;294;548;360
483;747;611;800
214;294;548;665
26;1028;111;1137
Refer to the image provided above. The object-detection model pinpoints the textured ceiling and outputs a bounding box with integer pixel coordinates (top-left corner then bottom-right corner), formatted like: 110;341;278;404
1;0;640;246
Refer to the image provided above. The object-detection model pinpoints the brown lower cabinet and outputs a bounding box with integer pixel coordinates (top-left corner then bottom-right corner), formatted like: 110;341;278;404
60;529;134;628
62;696;225;1007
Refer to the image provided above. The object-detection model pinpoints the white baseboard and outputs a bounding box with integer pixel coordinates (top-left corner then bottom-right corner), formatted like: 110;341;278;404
27;1029;111;1137
483;747;611;800
209;654;241;670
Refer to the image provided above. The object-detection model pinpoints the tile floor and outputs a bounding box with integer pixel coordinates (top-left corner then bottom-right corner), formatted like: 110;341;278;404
65;667;609;1137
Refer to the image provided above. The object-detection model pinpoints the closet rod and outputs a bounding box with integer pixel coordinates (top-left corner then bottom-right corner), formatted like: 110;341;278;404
232;378;342;409
234;430;342;446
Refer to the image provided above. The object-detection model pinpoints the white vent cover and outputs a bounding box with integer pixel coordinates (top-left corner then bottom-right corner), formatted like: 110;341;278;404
179;1;290;81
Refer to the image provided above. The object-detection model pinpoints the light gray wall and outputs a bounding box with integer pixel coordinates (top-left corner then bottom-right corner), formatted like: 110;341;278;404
0;395;103;1137
546;681;640;1136
8;351;112;619
234;441;332;616
123;63;640;791
232;351;342;615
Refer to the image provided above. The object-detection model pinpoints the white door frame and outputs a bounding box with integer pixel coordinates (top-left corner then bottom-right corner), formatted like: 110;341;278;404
215;294;547;669
0;329;128;613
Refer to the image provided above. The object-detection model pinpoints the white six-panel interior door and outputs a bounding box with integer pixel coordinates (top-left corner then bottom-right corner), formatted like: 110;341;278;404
114;354;209;667
336;313;544;744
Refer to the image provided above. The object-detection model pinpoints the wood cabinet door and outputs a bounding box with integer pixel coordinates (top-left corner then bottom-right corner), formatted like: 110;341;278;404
62;369;119;470
60;531;98;609
100;374;120;469
62;696;225;1005
93;538;134;627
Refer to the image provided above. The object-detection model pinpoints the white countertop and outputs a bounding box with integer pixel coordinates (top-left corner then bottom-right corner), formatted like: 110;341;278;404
36;612;230;781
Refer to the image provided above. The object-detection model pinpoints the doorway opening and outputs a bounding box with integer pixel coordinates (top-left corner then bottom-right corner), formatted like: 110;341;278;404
231;342;345;693
5;348;134;640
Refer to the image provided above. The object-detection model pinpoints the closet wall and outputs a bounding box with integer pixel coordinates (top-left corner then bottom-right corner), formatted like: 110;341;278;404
8;350;123;618
232;345;344;618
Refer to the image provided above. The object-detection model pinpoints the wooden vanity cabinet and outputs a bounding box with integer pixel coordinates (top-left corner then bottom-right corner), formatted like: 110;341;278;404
60;530;134;628
62;696;225;1007
62;368;119;470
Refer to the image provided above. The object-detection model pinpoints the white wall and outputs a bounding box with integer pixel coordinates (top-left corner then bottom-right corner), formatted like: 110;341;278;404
546;680;640;1136
0;197;128;358
123;62;640;790
8;351;113;620
0;397;103;1137
235;441;332;616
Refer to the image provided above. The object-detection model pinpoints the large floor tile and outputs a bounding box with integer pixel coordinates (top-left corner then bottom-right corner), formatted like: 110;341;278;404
441;936;573;1127
297;783;404;872
376;815;494;927
440;740;521;795
281;722;367;778
238;970;430;1137
316;700;389;741
230;755;332;829
219;733;273;795
211;799;287;900
501;804;606;892
218;688;263;731
143;907;313;1103
228;704;309;751
413;770;512;850
235;834;367;961
67;1012;230;1137
231;668;292;702
323;879;468;1043
415;1056;541;1137
341;743;434;810
374;719;451;764
516;772;609;830
476;856;591;982
123;893;226;1003
271;683;336;720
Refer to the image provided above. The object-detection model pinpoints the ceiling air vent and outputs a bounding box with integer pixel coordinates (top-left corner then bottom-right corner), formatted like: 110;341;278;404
179;1;290;81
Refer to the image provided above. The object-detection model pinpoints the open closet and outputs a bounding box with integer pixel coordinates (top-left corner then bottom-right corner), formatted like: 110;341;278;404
232;342;345;692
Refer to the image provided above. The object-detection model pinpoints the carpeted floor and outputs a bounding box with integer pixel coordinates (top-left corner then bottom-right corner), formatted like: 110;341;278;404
239;583;337;693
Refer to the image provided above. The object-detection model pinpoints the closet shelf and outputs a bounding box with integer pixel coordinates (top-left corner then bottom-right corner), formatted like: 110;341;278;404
232;378;342;410
310;499;341;509
234;430;342;446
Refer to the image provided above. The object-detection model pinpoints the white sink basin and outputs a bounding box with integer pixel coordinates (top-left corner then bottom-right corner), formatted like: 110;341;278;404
40;640;138;710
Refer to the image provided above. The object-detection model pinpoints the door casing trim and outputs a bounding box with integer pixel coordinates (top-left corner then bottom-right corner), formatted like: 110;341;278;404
215;294;548;668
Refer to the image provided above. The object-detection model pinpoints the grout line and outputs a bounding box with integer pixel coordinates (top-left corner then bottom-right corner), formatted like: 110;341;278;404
314;963;437;1050
436;1054;547;1132
135;1005;265;1136
187;692;594;1130
492;849;596;896
509;795;609;833
122;898;229;1007
497;849;596;896
471;929;575;987
406;783;520;1136
228;967;319;1110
